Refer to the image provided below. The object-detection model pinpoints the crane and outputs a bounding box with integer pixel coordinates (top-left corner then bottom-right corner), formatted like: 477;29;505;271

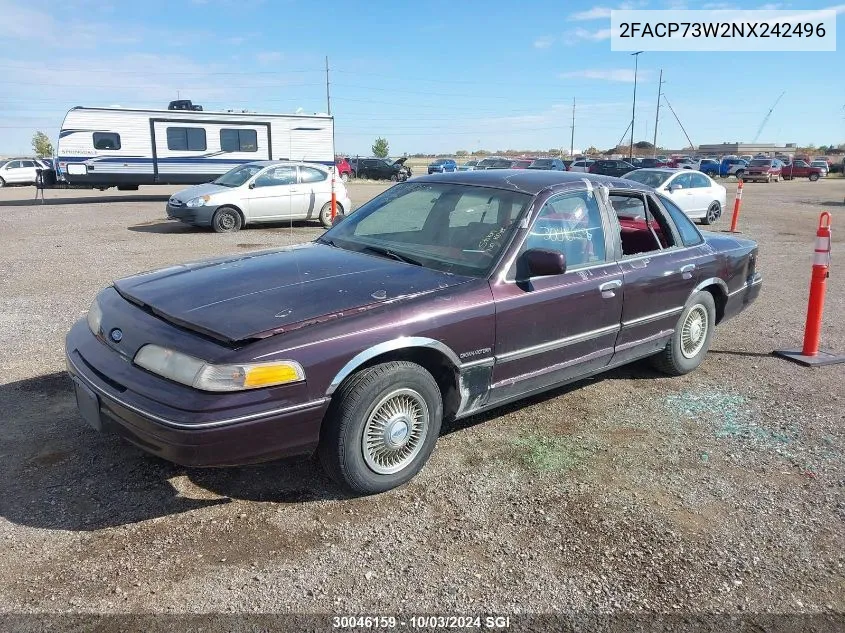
752;91;785;143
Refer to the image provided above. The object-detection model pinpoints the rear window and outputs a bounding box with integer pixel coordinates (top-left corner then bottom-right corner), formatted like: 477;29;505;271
166;127;207;151
299;166;327;183
220;128;258;152
93;132;121;150
749;159;772;166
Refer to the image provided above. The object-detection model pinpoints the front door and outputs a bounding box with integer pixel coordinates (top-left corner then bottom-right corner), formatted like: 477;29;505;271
489;189;623;405
2;161;22;183
609;190;700;365
245;165;296;221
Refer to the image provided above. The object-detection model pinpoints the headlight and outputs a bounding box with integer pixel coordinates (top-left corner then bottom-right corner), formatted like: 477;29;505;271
87;298;103;335
186;195;211;208
134;344;305;391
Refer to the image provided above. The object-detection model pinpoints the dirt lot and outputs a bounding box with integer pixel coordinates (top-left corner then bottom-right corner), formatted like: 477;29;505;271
0;177;844;624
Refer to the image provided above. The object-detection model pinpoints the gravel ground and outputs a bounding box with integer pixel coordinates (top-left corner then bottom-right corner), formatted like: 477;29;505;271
0;178;844;626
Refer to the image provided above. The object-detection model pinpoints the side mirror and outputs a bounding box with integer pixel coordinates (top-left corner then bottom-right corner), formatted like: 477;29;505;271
248;182;256;189
668;183;682;191
331;213;346;227
522;249;566;278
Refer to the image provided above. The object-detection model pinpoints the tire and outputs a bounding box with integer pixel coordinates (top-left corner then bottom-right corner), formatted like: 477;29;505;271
734;170;744;180
390;174;398;182
809;173;819;182
0;177;5;188
650;291;716;376
211;206;242;233
702;201;721;225
319;201;344;229
319;361;443;495
766;174;772;183
341;173;349;183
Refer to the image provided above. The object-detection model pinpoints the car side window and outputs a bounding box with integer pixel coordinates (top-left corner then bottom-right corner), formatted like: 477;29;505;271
7;161;21;169
299;167;327;183
253;166;297;187
659;196;703;246
611;192;677;256
689;173;710;188
520;191;606;270
672;173;693;189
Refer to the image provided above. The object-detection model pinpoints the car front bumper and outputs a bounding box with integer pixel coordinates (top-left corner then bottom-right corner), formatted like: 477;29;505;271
166;202;219;226
65;320;328;467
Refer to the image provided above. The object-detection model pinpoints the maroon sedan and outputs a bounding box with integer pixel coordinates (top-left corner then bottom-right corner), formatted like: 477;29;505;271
66;171;762;494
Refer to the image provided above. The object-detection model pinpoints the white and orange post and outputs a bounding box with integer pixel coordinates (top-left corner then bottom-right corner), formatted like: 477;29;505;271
776;211;844;366
330;167;337;222
801;212;832;356
728;179;743;233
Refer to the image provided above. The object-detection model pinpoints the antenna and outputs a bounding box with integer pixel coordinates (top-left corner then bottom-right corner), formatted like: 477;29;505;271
569;97;575;158
752;91;785;143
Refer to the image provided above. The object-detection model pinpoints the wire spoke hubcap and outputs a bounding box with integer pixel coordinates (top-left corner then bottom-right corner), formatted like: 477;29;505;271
681;305;708;359
362;388;429;475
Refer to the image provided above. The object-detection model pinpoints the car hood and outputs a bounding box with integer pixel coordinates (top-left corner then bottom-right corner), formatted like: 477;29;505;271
392;158;408;166
170;182;233;202
112;243;471;343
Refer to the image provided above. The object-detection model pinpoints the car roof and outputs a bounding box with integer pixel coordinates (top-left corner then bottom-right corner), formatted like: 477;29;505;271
245;160;328;169
412;170;651;195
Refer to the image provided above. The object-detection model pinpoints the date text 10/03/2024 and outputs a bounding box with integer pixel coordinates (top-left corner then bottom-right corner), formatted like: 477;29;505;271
332;615;512;629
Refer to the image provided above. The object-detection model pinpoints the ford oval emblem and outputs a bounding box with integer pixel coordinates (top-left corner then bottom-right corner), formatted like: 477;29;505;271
109;328;123;343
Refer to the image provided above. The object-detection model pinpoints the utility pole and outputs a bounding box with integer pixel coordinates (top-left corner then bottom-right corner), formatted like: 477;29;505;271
629;51;643;160
652;68;663;157
325;56;331;115
569;97;575;158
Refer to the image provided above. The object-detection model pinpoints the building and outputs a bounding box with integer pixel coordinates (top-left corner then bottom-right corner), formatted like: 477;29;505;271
696;142;797;157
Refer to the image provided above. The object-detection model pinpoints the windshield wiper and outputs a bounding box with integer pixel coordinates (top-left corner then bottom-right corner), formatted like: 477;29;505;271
317;237;338;247
361;245;422;266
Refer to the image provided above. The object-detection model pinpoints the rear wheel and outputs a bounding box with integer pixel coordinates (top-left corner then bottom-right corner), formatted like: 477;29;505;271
319;201;344;229
319;361;443;495
650;291;716;376
211;206;242;233
702;201;721;225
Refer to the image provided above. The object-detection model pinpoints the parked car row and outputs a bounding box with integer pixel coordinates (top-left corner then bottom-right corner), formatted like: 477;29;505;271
0;157;55;187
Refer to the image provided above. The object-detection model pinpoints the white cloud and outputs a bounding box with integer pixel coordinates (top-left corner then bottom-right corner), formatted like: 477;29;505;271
533;35;555;48
256;51;284;64
567;27;615;42
569;6;613;20
559;68;650;82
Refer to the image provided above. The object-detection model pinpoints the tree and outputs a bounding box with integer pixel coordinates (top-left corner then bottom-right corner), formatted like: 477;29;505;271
455;150;469;157
634;140;654;150
583;146;599;155
371;137;389;158
31;131;54;157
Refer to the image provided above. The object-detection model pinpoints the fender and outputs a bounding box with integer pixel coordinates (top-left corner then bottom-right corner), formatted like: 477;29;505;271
326;336;462;395
691;276;728;297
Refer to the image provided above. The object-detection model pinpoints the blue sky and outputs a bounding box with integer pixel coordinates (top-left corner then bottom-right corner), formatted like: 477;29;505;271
0;0;843;156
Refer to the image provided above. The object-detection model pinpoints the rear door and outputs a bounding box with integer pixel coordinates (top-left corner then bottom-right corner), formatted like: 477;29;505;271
687;172;712;215
609;190;701;364
490;188;623;404
293;166;329;219
245;165;296;221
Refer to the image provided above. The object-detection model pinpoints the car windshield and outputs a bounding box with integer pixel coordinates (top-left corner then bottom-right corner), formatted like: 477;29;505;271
320;182;532;278
531;159;553;167
812;161;826;166
623;169;671;188
213;164;264;187
432;159;447;165
749;159;771;166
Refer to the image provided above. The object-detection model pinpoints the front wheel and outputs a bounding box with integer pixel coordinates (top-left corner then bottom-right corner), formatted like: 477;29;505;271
319;361;443;495
389;174;398;182
211;206;242;233
809;173;820;182
341;173;349;183
702;201;721;225
650;291;716;376
319;201;344;229
734;170;744;180
0;177;5;188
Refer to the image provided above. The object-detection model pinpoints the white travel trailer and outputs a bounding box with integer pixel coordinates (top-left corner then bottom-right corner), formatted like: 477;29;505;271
56;106;334;188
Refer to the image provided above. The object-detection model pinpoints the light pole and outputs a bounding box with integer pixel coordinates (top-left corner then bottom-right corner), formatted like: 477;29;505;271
629;51;643;161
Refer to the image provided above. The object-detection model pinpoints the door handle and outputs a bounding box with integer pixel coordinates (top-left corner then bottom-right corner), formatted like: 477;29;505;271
599;279;622;298
680;263;696;279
